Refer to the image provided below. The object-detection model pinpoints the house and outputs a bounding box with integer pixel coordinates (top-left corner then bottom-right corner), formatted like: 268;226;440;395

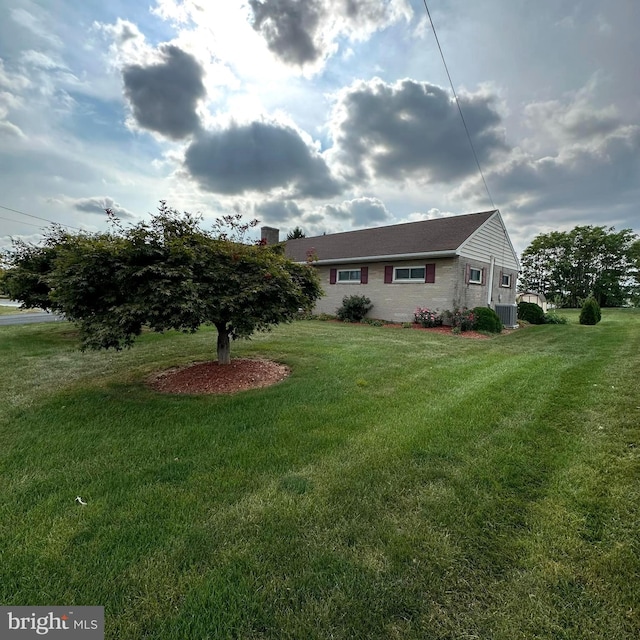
273;209;520;325
516;291;548;312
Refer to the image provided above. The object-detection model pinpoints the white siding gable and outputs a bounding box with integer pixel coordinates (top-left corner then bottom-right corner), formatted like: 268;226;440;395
457;211;520;270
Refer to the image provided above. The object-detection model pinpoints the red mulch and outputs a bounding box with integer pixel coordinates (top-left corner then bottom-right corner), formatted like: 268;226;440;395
394;324;491;339
148;358;290;395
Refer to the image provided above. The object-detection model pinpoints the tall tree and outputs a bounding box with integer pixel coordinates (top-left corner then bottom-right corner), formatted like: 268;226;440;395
3;202;322;363
286;226;306;240
628;238;640;307
520;225;639;307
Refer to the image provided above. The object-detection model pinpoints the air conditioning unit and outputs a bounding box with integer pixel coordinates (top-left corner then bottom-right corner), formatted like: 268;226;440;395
494;304;517;328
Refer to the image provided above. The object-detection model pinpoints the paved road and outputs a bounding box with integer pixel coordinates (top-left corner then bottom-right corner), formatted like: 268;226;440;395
0;312;67;326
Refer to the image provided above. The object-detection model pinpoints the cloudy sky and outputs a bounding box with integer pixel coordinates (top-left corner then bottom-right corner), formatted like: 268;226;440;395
0;0;638;256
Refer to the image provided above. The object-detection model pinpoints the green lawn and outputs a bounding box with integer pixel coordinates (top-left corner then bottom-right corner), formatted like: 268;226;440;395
0;303;37;315
1;311;638;639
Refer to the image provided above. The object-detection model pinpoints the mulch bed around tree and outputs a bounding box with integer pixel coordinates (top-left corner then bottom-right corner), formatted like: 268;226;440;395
148;358;290;395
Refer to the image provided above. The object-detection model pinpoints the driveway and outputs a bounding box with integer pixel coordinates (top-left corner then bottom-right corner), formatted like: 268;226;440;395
0;312;67;326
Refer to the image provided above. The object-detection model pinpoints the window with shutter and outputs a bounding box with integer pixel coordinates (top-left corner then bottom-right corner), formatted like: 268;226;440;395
468;267;482;284
393;266;426;282
337;269;361;282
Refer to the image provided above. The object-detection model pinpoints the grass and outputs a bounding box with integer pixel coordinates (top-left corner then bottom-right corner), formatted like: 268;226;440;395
1;310;639;639
0;304;37;315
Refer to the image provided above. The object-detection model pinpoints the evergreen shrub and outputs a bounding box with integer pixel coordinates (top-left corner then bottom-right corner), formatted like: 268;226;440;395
579;297;601;325
472;307;502;333
517;301;545;325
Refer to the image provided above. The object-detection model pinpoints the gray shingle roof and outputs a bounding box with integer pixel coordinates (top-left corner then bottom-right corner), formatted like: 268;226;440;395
285;210;497;263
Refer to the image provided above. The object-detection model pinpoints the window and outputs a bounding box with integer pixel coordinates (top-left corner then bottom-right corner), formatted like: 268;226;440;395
338;269;361;282
501;273;511;287
468;268;482;284
384;264;435;284
330;267;368;284
394;266;425;282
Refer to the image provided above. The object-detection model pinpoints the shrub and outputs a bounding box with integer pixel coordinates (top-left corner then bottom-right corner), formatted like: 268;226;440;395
401;322;413;329
414;307;443;328
579;297;601;325
472;306;502;333
336;295;373;323
443;308;475;332
317;313;336;321
544;311;569;324
362;317;384;327
517;301;545;325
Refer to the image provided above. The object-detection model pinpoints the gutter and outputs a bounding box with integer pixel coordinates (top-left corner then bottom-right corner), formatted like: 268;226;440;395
294;250;458;265
487;255;495;307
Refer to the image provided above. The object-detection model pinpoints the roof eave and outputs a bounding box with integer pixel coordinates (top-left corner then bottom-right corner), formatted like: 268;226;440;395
294;249;459;265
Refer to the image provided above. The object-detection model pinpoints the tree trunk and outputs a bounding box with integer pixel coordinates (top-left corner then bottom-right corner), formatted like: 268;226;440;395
216;322;231;364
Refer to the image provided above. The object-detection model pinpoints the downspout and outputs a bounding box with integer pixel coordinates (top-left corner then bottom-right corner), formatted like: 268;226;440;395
487;255;495;308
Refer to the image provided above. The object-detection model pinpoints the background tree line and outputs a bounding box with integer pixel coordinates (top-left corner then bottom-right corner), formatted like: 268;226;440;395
520;225;640;307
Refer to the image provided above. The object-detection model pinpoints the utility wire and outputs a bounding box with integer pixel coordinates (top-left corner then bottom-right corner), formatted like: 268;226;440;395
0;203;83;232
422;0;496;210
0;215;47;230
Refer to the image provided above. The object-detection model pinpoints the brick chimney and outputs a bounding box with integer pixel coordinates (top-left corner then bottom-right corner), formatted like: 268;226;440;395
261;226;279;245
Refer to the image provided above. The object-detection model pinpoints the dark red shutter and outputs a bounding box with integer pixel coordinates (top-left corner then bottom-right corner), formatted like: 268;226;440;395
384;266;393;284
499;270;503;286
329;268;337;284
481;267;486;285
465;264;470;284
360;266;368;284
425;263;435;283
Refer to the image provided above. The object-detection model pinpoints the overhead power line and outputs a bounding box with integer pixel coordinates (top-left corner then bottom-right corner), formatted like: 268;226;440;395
0;215;47;230
422;0;496;210
0;203;83;232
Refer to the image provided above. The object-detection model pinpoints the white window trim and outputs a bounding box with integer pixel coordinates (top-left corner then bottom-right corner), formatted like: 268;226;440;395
468;267;482;285
500;273;512;288
337;268;362;284
393;265;426;283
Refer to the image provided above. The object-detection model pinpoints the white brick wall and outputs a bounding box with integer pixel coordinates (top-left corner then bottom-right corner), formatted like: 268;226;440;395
311;256;517;321
314;259;457;321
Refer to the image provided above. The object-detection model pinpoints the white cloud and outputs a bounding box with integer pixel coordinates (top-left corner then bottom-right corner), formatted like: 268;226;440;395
10;7;63;49
323;196;391;226
121;44;206;140
0;119;25;139
0;59;30;92
248;0;412;73
70;196;137;219
183;118;341;198
326;77;508;186
522;78;622;151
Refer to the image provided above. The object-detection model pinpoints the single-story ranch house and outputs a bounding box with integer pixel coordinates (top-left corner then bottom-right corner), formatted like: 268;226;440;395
267;209;520;325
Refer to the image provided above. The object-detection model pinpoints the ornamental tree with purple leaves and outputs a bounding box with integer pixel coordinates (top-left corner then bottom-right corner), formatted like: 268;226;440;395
2;202;322;364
